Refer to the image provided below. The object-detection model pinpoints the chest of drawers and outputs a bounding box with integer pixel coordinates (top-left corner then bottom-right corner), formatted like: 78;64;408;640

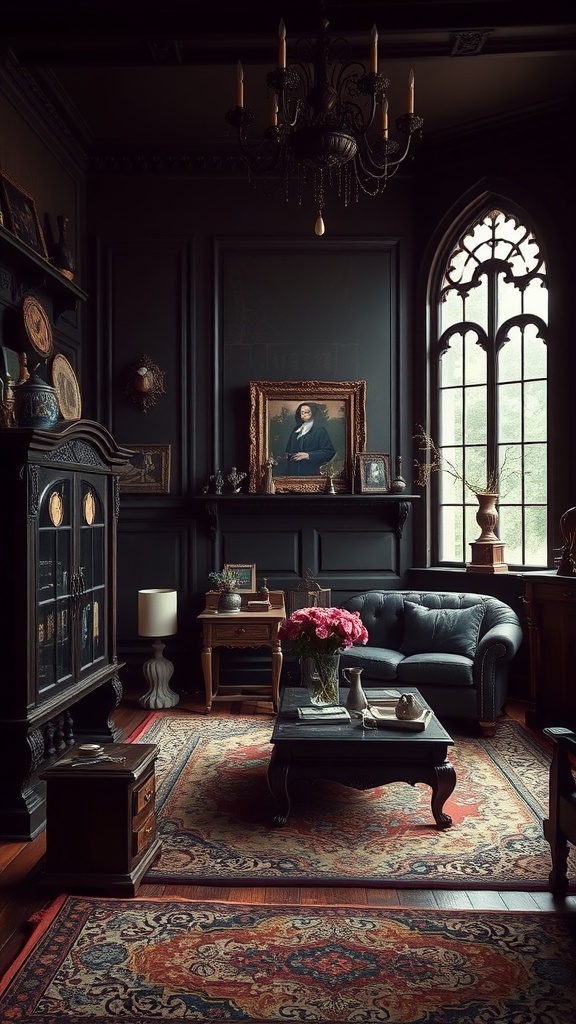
40;742;162;895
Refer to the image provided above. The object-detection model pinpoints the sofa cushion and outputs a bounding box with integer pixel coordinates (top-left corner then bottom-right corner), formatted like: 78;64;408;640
400;600;485;659
340;646;404;682
397;653;475;687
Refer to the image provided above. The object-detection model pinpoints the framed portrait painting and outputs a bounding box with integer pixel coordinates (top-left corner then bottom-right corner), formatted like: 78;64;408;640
355;453;391;494
249;380;367;494
0;172;48;259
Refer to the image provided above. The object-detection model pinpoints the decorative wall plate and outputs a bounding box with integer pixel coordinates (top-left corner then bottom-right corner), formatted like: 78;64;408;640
51;353;82;420
22;295;53;358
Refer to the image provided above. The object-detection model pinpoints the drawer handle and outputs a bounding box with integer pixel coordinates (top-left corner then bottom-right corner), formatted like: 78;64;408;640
236;627;246;635
144;790;152;803
143;824;154;837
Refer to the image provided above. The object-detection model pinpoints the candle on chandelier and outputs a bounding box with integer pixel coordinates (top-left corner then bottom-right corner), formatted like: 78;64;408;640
278;19;286;69
370;25;378;74
271;93;278;127
236;60;244;107
408;68;415;114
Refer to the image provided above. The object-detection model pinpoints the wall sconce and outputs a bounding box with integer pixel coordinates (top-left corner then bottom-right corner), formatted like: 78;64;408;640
137;588;179;709
125;354;165;413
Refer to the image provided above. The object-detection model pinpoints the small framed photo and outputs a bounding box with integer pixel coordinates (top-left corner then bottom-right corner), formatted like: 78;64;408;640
0;172;48;259
118;443;171;494
355;453;391;493
224;563;256;592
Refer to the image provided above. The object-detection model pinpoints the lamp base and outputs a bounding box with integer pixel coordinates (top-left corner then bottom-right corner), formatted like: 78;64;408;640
139;639;179;709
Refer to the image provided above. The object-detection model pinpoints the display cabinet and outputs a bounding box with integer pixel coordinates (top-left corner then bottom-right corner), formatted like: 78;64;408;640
523;572;576;730
0;419;131;839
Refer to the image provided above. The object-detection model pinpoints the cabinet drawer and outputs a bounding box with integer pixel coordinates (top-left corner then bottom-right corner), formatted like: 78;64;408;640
132;810;156;856
213;623;272;641
133;770;156;817
529;583;576;604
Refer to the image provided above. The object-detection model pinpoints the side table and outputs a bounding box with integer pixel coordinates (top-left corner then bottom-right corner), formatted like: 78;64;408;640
40;742;162;896
198;590;286;712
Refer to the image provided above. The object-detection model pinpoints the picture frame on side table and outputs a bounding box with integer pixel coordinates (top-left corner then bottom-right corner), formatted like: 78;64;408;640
223;563;257;592
118;443;171;494
249;380;367;494
355;453;391;494
0;172;48;259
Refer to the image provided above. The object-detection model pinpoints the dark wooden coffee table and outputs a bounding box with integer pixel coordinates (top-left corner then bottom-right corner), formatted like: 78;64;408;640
268;686;456;828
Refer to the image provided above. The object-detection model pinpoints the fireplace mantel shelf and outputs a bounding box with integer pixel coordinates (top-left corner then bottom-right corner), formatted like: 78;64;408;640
194;493;419;542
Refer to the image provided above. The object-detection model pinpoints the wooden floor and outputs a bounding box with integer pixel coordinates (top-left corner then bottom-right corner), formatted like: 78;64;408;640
1;690;574;979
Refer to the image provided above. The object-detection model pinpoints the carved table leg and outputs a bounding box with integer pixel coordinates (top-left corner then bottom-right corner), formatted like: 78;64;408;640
267;748;291;826
429;760;456;828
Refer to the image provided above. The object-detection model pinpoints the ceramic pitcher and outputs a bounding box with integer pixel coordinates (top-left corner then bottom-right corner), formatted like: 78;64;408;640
342;666;368;713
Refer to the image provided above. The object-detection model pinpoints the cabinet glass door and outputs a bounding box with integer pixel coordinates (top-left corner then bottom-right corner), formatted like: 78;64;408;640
38;477;73;696
78;476;107;677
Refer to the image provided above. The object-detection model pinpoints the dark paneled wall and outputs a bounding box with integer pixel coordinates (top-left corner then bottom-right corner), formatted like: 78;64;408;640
85;173;417;685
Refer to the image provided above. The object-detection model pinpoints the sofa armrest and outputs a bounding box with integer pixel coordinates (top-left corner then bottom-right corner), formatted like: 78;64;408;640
476;621;523;666
473;620;523;723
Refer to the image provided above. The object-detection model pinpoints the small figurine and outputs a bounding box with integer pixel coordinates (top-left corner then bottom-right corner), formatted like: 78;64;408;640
391;455;407;493
262;456;277;494
395;693;425;720
209;468;224;495
227;466;247;493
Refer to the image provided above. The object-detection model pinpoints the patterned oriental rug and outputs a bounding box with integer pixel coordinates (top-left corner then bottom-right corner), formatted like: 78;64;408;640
1;896;575;1023
129;713;575;890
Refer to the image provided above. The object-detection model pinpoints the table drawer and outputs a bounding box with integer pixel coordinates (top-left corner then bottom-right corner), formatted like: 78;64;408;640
132;810;156;857
133;769;156;817
213;623;273;641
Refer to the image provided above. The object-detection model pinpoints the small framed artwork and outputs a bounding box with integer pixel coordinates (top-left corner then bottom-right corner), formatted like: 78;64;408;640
118;443;171;494
249;380;367;494
224;563;257;592
0;172;48;259
355;453;391;493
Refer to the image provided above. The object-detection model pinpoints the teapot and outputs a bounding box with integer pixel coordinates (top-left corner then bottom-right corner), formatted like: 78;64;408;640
342;666;368;713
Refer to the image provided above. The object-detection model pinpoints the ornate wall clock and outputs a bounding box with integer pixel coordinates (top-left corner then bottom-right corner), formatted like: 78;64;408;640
22;295;53;358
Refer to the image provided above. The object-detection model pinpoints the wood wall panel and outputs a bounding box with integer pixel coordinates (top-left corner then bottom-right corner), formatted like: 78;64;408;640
318;529;396;574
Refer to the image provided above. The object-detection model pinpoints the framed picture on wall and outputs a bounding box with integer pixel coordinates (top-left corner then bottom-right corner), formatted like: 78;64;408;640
0;172;48;259
249;380;366;494
355;453;391;494
117;443;171;494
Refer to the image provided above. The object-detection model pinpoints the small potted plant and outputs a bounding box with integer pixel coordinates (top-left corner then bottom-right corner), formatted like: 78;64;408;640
208;567;242;614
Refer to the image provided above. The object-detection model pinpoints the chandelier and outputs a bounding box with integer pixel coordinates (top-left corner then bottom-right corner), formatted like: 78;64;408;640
225;11;423;235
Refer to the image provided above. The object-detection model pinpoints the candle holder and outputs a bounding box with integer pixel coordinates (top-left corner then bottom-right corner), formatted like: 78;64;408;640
138;588;179;709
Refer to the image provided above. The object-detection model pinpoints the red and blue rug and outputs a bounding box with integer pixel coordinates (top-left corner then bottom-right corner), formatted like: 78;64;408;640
129;713;574;890
1;895;575;1022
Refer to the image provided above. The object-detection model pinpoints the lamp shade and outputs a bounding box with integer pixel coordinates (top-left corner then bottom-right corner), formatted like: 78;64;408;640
138;589;177;637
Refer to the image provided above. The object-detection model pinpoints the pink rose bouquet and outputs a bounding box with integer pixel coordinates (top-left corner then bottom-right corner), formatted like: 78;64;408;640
278;606;368;658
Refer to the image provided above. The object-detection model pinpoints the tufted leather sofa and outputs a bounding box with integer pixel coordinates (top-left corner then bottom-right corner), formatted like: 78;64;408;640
339;590;523;736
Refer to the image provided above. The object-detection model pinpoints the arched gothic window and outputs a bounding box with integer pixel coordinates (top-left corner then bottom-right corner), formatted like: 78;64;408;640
432;207;548;567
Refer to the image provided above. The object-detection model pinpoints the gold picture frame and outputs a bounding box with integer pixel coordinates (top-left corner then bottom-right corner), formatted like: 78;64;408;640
118;443;171;494
223;563;257;592
355;453;391;493
0;171;48;259
249;380;366;494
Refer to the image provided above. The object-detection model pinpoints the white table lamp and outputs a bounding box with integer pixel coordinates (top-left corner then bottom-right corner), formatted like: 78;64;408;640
138;588;179;709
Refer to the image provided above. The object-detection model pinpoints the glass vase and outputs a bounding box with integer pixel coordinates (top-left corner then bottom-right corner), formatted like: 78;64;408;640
300;652;341;706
